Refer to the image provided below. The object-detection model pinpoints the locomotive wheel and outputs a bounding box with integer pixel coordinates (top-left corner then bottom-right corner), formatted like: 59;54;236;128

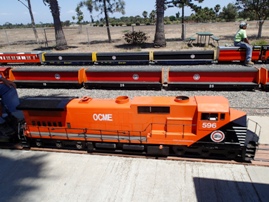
200;148;210;158
56;141;62;148
86;142;94;153
36;140;42;147
172;146;187;156
76;142;83;150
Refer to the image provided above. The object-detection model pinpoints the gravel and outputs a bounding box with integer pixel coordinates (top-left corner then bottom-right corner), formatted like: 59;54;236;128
16;88;269;116
14;64;269;116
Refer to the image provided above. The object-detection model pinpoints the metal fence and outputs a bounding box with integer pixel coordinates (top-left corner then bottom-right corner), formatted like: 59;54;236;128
1;21;268;51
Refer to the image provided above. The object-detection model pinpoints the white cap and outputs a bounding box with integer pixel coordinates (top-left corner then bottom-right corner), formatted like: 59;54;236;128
240;21;247;28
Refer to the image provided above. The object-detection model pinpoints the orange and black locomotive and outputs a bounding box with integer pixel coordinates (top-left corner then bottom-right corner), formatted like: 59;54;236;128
12;95;260;161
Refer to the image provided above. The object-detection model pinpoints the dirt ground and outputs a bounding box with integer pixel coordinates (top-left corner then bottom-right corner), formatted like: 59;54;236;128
0;21;268;53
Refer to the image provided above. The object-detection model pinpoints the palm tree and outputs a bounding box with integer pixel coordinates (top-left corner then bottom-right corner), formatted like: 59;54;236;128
142;11;148;24
43;0;68;50
149;10;156;24
154;0;166;47
214;4;221;15
214;4;221;21
142;11;148;19
166;0;204;40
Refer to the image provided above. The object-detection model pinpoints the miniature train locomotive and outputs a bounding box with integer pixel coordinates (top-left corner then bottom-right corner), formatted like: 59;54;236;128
3;95;259;162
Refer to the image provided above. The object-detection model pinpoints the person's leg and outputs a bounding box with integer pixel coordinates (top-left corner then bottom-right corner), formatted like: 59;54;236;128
0;84;23;120
244;43;253;63
234;42;252;64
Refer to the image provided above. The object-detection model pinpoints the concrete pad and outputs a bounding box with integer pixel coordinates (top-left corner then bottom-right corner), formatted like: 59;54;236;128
246;166;269;200
248;116;269;144
0;149;269;202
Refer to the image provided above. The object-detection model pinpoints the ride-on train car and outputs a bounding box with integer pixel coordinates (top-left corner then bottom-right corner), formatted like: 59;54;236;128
17;95;260;161
0;45;268;65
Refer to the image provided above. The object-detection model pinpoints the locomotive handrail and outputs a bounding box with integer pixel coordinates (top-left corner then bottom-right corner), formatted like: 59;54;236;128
247;118;262;137
29;122;196;140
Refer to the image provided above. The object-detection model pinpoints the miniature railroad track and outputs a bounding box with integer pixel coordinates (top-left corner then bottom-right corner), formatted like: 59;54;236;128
253;144;269;166
1;143;269;167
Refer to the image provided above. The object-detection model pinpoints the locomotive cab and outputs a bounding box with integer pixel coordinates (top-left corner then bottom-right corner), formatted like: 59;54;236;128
196;96;230;132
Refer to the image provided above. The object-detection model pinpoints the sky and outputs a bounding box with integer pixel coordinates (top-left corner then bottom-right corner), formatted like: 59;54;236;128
0;0;235;25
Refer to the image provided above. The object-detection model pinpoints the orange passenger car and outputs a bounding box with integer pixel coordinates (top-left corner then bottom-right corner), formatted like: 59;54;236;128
17;95;260;161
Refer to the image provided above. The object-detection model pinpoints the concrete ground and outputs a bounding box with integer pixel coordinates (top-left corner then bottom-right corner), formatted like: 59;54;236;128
0;149;269;202
0;116;268;202
248;116;269;144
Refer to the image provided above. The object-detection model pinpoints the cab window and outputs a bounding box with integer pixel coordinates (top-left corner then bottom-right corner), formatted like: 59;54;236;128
201;113;218;121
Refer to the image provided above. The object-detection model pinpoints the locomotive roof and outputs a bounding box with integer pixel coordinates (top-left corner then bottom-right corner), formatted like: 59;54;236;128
131;96;197;106
195;96;229;113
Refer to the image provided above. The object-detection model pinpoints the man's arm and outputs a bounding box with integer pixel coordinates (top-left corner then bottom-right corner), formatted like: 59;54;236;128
0;75;16;88
243;38;250;44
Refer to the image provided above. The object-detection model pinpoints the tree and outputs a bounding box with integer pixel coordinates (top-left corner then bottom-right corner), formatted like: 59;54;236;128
142;11;148;19
214;4;221;21
43;0;68;50
18;0;39;43
72;3;84;33
235;0;269;38
80;0;125;43
166;0;204;40
154;0;166;47
219;3;237;22
214;4;221;14
149;10;156;23
142;11;148;24
193;7;215;22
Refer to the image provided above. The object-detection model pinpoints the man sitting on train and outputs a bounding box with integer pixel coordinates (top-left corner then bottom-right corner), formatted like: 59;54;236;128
0;74;24;136
234;21;254;66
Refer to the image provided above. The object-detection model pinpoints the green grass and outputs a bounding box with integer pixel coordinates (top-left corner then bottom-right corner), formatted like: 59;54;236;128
252;39;268;46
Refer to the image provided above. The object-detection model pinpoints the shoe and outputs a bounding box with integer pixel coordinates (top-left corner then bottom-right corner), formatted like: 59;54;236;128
0;122;16;137
245;61;254;66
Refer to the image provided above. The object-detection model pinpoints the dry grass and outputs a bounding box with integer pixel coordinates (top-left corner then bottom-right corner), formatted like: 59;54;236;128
0;21;268;53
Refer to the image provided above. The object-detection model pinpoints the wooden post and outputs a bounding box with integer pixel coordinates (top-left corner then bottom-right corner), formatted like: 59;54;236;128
86;27;90;46
43;29;48;47
4;30;10;46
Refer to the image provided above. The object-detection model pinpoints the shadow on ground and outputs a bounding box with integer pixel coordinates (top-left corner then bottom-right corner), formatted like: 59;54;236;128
114;42;155;50
193;177;269;201
80;39;122;45
33;45;79;51
0;150;47;202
